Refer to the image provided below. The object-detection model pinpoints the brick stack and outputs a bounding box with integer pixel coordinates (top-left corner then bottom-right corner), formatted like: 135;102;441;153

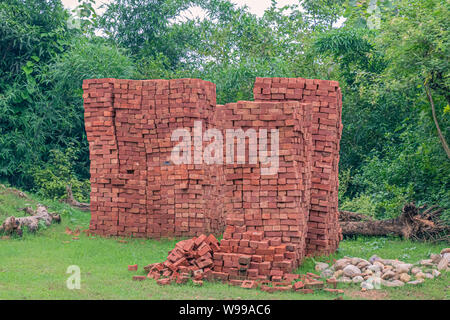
143;78;221;238
83;79;119;236
211;100;312;279
112;79;147;237
83;76;343;270
84;78;225;238
253;77;343;256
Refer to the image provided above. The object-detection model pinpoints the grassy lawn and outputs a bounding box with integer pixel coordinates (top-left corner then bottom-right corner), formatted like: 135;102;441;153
0;187;448;300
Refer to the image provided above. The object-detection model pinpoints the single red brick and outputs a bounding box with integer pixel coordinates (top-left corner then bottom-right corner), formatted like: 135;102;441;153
192;279;203;286
324;288;344;294
156;278;171;285
296;288;314;294
132;275;146;281
241;280;258;289
128;264;138;271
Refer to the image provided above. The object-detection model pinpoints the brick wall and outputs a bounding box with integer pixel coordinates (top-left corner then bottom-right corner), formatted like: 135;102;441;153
83;77;342;271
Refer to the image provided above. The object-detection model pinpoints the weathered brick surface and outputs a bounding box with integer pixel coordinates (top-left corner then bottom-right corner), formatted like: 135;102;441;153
83;76;342;275
253;77;343;256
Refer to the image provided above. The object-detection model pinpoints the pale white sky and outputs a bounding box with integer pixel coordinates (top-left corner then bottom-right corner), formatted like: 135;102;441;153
61;0;298;17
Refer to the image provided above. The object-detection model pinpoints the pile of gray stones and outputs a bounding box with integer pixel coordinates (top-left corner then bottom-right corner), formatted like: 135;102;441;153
315;248;449;290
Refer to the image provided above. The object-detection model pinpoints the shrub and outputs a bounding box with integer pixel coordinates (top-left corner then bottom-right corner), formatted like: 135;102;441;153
30;145;90;202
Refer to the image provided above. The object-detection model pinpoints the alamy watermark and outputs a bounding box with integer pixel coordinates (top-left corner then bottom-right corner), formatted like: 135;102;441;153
66;265;81;290
171;121;279;175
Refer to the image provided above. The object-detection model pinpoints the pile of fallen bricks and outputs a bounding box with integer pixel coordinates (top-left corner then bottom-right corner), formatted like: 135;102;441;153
129;234;343;294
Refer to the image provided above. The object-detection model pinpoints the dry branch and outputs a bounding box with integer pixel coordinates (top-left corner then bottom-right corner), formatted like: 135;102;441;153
0;204;61;236
339;203;449;242
60;185;90;211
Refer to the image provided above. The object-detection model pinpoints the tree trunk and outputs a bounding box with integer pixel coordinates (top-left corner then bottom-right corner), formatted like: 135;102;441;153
60;185;90;211
425;84;450;159
339;203;449;242
341;218;405;237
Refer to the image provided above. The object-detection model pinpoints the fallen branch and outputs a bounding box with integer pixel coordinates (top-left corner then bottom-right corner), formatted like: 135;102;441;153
338;210;374;222
339;203;449;242
0;185;29;199
60;185;90;211
0;204;61;236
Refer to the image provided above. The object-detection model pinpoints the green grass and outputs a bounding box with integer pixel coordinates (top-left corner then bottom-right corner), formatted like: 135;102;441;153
0;187;448;300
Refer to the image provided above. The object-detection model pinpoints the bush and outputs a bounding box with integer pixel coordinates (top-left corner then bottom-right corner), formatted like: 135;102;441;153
30;145;90;202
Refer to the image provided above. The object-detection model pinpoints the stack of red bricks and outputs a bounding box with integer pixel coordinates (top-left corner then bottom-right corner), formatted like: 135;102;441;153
212;229;295;282
142;78;222;238
83;76;343;277
84;78;224;239
212;100;312;277
253;77;343;256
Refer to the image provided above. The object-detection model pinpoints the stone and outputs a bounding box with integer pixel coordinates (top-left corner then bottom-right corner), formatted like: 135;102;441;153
315;262;329;272
351;257;362;265
361;281;374;290
373;261;384;268
381;279;404;288
430;253;442;264
343;265;361;278
420;259;434;266
411;267;421;275
381;259;404;266
381;270;395;280
407;279;424;285
320;269;334;278
395;263;412;274
437;256;448;271
432;269;441;277
352;276;364;283
440;248;450;255
362;271;372;276
368;264;382;273
424;273;434;279
361;281;375;290
369;255;380;264
337;277;352;284
334;258;351;271
333;270;344;278
399;273;411;283
415;272;426;279
356;260;371;270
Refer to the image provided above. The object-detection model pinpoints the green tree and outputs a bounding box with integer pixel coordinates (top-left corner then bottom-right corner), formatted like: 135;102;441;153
99;0;199;69
379;0;450;158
